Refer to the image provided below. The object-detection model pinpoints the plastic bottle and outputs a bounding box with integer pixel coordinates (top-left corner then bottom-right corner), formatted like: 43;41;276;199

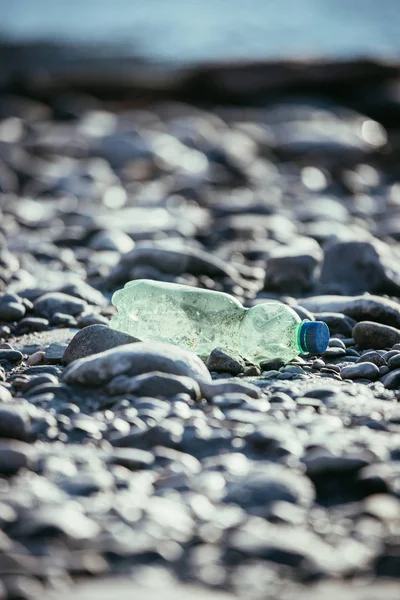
110;279;329;363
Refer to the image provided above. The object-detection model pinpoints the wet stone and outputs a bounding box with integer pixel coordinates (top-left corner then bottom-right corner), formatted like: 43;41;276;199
0;349;23;364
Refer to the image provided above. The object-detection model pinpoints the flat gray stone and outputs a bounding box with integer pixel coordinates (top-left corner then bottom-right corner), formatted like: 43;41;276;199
340;362;379;380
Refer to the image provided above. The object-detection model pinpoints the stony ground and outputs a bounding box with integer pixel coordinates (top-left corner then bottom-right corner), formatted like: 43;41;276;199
0;82;400;599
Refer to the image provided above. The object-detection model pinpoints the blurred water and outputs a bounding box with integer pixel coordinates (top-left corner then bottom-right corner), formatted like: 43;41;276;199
2;0;400;64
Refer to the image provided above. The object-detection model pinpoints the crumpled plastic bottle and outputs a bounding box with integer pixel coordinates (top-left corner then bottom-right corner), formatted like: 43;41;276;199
110;279;329;363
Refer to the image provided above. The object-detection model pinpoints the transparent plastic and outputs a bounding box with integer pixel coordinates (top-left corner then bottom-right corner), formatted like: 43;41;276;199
110;279;319;364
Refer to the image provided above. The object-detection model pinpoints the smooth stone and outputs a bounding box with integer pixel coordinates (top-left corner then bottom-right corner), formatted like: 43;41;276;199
387;353;400;370
320;239;400;295
322;347;346;358
0;440;35;475
328;338;346;350
340;362;379;380
61;341;212;391
207;348;245;376
260;358;285;371
15;317;49;334
203;379;262;400
356;351;387;367
33;292;87;318
0;301;25;322
380;368;400;389
106;371;201;400
0;406;30;441
61;282;107;307
62;324;140;364
0;349;23;364
301;295;400;328
353;321;400;349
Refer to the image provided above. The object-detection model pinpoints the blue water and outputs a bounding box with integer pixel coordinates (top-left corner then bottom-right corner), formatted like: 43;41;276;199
1;0;400;64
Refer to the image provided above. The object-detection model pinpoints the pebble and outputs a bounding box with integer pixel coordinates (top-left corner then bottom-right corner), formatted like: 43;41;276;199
33;292;87;318
380;369;400;389
62;324;140;364
0;406;30;440
353;321;400;349
340;362;380;380
356;351;387;367
206;348;245;375
387;353;400;370
0;349;23;364
0;440;35;475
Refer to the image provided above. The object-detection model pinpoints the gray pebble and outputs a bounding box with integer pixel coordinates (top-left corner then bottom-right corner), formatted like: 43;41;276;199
0;406;30;441
353;321;400;349
34;292;87;318
380;368;400;389
62;324;140;364
356;351;386;367
0;440;35;475
207;348;245;375
340;362;379;380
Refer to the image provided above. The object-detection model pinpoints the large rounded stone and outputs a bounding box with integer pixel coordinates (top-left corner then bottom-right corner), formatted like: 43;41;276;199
61;341;212;390
62;324;140;364
320;240;400;295
353;321;400;349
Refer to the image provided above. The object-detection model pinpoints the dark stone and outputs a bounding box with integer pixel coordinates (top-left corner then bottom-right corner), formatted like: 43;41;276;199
340;362;379;380
380;368;400;389
0;298;25;321
0;406;29;441
264;253;320;293
106;371;201;400
353;321;400;349
44;342;68;364
0;349;23;364
62;324;140;364
0;440;35;475
206;348;245;375
33;292;87;318
15;317;49;334
387;353;400;370
320;240;400;295
260;358;285;371
301;295;400;329
322;347;346;358
356;351;387;367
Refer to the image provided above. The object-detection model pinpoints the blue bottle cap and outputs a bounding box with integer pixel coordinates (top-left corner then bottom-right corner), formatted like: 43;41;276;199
298;321;330;354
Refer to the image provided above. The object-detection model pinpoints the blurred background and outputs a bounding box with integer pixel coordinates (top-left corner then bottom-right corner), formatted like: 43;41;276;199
2;0;400;66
